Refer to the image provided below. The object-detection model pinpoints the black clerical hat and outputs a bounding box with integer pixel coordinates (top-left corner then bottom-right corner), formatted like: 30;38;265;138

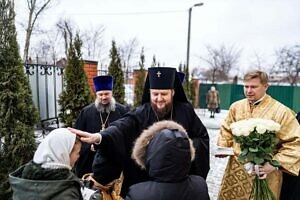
93;75;113;92
142;67;188;104
148;67;176;89
177;71;185;84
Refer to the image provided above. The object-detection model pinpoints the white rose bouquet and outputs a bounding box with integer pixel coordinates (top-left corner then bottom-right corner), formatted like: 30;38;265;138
230;118;281;200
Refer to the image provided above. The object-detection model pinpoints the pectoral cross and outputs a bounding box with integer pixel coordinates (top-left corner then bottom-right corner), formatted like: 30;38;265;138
100;111;111;131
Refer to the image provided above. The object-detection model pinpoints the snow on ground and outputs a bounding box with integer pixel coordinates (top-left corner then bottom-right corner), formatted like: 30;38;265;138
196;109;229;200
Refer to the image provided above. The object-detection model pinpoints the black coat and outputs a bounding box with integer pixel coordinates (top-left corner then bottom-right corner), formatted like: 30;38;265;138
125;176;209;200
97;102;210;197
280;113;300;200
75;102;128;178
280;172;300;200
125;123;210;200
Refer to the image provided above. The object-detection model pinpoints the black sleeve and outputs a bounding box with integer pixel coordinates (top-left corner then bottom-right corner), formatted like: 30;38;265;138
97;110;141;164
186;104;210;179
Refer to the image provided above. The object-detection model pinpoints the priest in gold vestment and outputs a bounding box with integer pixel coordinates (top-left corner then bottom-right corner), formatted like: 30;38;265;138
216;70;300;200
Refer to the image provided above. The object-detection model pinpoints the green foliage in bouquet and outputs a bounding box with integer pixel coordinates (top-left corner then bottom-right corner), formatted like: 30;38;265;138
234;129;280;167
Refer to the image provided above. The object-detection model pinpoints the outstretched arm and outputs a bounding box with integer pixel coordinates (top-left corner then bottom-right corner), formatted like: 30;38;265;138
68;127;101;144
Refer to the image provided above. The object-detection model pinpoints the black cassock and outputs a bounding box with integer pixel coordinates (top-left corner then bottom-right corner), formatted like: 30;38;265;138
74;103;128;179
96;101;210;197
280;113;300;200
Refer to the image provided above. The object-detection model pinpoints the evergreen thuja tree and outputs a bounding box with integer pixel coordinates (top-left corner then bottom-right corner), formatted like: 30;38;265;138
0;0;38;198
108;40;125;104
134;47;146;107
58;33;93;127
178;63;195;105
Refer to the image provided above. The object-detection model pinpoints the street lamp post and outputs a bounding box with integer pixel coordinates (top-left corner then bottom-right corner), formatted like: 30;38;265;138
186;3;203;70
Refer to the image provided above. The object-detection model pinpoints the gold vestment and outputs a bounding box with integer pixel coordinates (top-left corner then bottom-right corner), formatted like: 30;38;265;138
217;94;300;200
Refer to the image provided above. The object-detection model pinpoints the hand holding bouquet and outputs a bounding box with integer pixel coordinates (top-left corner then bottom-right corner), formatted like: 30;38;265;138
230;118;281;200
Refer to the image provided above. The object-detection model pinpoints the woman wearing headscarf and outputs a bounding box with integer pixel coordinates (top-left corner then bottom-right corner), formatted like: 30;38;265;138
206;85;220;118
9;128;83;200
125;120;210;200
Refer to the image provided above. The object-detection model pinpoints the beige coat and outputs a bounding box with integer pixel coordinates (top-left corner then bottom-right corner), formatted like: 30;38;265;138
206;90;220;110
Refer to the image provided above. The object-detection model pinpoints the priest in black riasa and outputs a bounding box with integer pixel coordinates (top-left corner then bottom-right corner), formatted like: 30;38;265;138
74;75;128;180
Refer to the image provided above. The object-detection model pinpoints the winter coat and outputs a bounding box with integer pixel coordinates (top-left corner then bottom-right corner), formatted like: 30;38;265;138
9;162;83;200
206;89;220;110
125;121;210;200
125;176;209;200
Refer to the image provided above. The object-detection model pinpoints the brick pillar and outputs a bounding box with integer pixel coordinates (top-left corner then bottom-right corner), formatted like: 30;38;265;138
83;60;98;94
192;79;200;108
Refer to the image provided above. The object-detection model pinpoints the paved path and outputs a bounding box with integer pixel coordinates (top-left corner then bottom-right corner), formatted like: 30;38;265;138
196;109;229;200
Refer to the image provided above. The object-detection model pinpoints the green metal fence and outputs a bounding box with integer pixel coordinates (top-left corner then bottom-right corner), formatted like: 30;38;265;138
199;83;300;113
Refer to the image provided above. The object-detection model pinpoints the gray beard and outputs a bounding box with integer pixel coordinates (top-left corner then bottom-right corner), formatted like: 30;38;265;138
95;97;116;113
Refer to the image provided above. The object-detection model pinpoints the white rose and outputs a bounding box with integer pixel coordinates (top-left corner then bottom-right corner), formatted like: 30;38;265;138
231;121;244;136
266;120;281;132
272;122;281;132
256;124;267;134
232;127;242;136
241;127;251;136
245;120;256;133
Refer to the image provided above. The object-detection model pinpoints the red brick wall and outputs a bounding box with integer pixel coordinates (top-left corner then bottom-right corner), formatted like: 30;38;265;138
192;79;200;108
83;60;98;94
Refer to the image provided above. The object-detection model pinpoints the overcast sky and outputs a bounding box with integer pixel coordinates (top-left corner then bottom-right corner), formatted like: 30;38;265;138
14;0;300;75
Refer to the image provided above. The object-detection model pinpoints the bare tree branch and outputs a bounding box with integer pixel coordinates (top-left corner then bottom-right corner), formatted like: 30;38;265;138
30;29;63;64
56;19;75;58
23;0;53;62
82;25;105;60
271;45;300;86
119;37;139;78
198;44;242;83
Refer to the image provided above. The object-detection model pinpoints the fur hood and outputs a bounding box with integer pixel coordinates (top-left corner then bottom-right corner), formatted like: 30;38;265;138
132;120;195;170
